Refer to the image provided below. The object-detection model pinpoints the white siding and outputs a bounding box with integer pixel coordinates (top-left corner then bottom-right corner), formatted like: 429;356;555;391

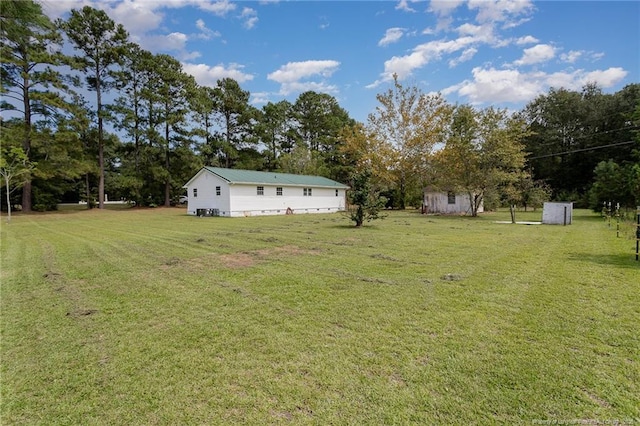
185;172;231;216
423;191;482;215
184;169;346;217
229;184;345;217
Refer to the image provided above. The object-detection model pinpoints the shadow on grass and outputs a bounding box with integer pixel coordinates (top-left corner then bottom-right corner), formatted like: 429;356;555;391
567;252;640;269
326;223;386;230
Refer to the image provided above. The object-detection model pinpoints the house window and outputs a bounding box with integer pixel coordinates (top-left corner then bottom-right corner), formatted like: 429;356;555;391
216;186;221;196
276;187;283;196
193;188;198;198
447;191;456;204
335;189;339;196
304;188;312;196
257;186;264;195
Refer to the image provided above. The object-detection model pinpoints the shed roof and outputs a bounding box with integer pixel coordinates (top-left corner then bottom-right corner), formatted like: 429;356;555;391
184;167;349;189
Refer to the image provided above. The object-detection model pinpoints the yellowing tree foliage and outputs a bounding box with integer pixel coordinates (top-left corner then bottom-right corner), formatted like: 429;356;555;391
367;74;453;208
434;105;528;216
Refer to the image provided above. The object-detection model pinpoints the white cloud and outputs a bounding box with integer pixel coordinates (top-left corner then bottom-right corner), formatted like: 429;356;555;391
513;44;556;66
182;62;254;86
180;50;202;61
268;60;340;96
396;0;417;13
444;66;628;105
277;81;339;96
40;0;92;19
370;36;476;86
41;0;241;61
143;32;205;61
449;47;478;68
516;35;538;45
371;0;538;88
318;16;330;30
250;92;271;105
581;67;627;87
109;0;166;34
428;0;464;31
145;32;186;51
429;0;465;16
451;67;542;103
379;28;405;47
195;19;221;40
240;7;258;29
560;50;583;64
468;0;535;25
167;32;188;46
198;0;236;16
456;22;496;44
268;60;340;83
502;16;532;29
435;16;454;32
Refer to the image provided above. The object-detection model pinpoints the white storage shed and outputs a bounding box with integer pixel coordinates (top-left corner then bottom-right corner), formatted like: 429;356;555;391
542;202;573;225
182;167;349;217
423;189;483;215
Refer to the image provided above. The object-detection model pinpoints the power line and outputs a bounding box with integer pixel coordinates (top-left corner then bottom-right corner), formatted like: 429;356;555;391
527;124;640;150
527;140;637;160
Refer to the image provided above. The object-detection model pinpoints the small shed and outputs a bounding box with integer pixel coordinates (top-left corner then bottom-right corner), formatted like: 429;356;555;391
542;202;573;225
182;167;349;217
423;188;483;215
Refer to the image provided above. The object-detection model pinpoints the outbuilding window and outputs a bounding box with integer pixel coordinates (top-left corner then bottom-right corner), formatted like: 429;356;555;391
257;186;264;195
193;188;198;198
335;189;339;196
447;191;456;204
276;187;283;196
216;186;221;196
303;188;312;196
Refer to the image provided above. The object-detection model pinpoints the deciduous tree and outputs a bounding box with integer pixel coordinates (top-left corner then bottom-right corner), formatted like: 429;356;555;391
0;141;35;222
435;105;528;216
367;75;452;208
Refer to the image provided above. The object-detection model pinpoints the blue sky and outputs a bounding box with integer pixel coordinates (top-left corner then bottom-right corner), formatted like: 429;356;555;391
41;0;639;123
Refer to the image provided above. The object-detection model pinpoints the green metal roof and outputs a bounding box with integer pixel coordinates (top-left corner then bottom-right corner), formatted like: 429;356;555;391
202;167;349;188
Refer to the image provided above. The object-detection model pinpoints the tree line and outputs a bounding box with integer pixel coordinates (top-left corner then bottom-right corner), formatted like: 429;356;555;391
2;1;639;216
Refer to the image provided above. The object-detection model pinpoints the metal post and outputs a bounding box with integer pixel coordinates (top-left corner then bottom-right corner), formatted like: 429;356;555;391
636;206;639;261
616;203;620;238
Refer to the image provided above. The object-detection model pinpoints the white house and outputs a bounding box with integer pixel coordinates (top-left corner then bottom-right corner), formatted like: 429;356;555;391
183;167;349;217
423;188;483;215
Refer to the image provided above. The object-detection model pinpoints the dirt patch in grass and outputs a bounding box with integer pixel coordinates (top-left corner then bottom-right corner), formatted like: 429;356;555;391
581;388;612;408
187;245;321;270
370;253;401;262
41;243;98;317
66;309;99;317
441;273;463;281
219;252;256;268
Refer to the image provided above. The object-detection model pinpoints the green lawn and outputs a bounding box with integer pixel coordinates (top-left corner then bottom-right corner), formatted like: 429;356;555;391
1;207;638;424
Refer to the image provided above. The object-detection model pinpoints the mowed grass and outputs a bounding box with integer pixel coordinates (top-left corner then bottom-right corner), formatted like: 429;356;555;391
1;207;638;425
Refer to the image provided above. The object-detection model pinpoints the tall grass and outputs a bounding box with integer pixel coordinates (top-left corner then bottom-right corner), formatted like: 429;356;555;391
1;207;638;424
